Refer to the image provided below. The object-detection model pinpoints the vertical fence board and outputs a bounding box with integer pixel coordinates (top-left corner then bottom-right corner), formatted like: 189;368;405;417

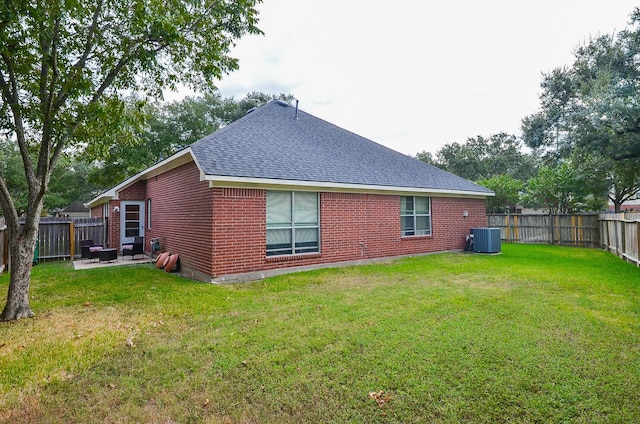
487;214;600;247
12;217;106;261
598;213;640;266
490;213;640;266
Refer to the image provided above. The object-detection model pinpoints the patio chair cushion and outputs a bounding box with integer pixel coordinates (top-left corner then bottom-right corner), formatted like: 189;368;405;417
89;246;103;253
122;244;133;250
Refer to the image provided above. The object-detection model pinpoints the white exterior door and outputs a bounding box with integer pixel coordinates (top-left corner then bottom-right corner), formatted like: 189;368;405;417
120;201;145;245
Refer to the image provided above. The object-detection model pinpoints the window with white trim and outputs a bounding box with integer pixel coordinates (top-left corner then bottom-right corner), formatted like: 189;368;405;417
401;196;431;236
266;191;320;256
147;198;152;229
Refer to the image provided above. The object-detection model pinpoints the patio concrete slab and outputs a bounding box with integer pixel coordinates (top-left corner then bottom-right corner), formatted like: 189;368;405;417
73;255;152;270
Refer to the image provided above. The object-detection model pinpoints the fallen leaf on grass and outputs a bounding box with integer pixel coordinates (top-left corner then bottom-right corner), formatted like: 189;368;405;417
368;390;391;407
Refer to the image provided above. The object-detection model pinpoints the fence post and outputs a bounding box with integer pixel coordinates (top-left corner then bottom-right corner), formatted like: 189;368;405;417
578;215;583;244
636;222;640;267
505;214;511;242
621;220;626;258
69;221;75;260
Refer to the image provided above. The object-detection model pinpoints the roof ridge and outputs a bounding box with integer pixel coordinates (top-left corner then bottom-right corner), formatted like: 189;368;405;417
191;100;291;148
188;100;492;195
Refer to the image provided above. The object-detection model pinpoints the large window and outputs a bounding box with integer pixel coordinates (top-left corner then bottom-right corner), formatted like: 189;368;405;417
266;191;319;256
401;196;431;236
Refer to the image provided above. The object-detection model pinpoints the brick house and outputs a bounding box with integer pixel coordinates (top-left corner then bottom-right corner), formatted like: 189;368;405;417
87;100;493;282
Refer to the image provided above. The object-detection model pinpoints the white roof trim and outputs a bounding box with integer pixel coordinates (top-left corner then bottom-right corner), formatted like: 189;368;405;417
88;146;493;209
205;175;494;198
86;148;195;208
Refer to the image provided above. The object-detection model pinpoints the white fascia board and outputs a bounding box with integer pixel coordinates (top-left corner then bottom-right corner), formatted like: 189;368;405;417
86;148;196;208
205;175;494;198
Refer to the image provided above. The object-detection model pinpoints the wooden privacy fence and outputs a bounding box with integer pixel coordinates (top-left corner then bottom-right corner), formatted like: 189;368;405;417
0;216;105;273
34;217;106;261
599;213;640;266
486;214;600;247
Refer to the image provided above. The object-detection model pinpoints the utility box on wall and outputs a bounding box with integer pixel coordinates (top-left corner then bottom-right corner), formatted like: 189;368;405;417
471;228;501;253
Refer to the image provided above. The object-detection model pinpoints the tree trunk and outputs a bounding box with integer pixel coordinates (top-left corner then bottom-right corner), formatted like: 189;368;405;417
0;223;37;321
614;201;622;213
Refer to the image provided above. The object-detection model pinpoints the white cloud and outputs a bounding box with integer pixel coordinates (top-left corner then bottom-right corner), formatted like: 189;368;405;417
210;0;639;155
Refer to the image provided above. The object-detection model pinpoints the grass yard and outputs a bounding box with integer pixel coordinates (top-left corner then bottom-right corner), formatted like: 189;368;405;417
1;243;640;423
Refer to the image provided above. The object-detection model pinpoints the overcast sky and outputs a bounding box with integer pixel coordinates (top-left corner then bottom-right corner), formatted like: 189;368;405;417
210;1;639;156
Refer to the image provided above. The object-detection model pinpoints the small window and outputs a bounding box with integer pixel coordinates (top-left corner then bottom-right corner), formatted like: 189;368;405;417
267;191;319;256
401;196;431;236
147;198;152;229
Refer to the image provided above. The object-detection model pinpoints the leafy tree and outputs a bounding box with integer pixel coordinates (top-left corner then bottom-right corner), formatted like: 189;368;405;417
414;150;437;166
0;141;99;215
427;133;537;182
46;156;102;213
0;0;261;321
522;8;640;162
477;175;523;213
522;163;606;214
522;9;640;212
606;159;640;212
0;141;28;215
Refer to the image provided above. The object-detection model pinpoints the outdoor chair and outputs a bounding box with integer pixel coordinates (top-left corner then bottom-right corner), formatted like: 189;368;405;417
80;239;103;262
122;237;144;259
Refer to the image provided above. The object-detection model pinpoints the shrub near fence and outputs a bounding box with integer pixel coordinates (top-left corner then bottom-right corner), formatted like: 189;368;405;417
487;214;600;247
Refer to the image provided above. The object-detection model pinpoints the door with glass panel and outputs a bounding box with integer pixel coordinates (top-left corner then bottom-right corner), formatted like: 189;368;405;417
120;201;145;246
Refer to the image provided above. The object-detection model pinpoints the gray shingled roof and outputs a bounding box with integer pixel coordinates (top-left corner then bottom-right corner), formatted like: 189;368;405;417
190;100;492;195
62;200;89;213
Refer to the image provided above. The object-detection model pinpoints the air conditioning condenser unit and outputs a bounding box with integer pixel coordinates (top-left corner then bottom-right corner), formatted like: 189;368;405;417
471;228;501;253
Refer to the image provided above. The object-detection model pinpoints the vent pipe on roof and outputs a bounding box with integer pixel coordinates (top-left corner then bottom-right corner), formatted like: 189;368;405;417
295;99;299;120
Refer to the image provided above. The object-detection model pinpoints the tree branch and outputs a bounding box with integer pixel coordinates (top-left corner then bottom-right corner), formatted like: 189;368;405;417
52;0;104;111
0;173;19;235
0;52;35;187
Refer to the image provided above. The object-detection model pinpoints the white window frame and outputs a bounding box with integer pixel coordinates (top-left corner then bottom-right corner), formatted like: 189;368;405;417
147;198;152;229
266;191;320;256
401;196;432;237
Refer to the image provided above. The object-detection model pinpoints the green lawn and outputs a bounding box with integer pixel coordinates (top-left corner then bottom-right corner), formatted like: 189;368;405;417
1;244;639;423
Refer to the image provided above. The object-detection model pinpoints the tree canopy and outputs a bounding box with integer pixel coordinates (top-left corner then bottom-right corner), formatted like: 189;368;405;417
0;0;262;321
522;8;640;162
418;133;537;182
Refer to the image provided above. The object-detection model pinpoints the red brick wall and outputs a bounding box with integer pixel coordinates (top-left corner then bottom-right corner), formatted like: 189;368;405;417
91;205;103;218
206;190;487;279
211;188;266;276
99;162;487;280
103;181;148;249
145;162;215;279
